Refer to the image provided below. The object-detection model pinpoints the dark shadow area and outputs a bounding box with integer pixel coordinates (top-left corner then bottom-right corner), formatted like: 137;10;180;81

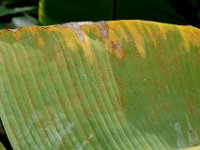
1;0;200;28
169;0;200;28
3;0;38;8
116;0;200;28
0;119;13;150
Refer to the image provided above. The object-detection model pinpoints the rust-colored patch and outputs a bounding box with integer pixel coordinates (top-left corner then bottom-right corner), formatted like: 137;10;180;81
79;36;94;64
38;37;45;48
115;78;126;90
158;24;168;40
185;96;196;115
41;26;49;29
189;29;200;47
178;26;190;51
98;68;107;83
163;100;170;112
96;21;109;39
188;128;200;146
37;84;42;92
107;41;124;59
195;58;200;70
72;82;84;102
99;22;125;59
113;95;124;113
124;22;146;58
9;124;20;149
0;52;3;65
84;107;92;117
158;56;170;76
28;26;38;36
55;48;63;62
178;25;200;51
146;27;158;48
116;25;130;43
62;26;94;64
15;28;23;41
153;80;164;93
96;100;102;109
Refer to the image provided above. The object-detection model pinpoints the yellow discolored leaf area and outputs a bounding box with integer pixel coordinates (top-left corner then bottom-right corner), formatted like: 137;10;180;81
0;20;200;150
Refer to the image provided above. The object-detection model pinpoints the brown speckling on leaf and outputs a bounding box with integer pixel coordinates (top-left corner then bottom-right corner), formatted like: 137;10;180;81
153;80;164;93
96;21;109;39
185;96;196;115
113;95;124;113
38;37;45;48
124;22;146;58
106;41;124;59
115;78;126;90
0;52;3;65
84;107;92;117
163;100;170;112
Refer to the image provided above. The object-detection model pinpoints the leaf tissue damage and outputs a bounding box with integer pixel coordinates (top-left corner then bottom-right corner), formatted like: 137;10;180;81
0;20;200;150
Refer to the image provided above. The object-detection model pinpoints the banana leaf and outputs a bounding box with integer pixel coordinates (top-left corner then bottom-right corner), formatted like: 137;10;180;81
0;20;200;150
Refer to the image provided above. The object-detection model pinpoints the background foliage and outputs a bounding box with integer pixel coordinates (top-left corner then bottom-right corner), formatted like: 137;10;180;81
0;0;200;28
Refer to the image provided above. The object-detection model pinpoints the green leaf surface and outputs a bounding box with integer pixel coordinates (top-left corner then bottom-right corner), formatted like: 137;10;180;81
0;20;200;150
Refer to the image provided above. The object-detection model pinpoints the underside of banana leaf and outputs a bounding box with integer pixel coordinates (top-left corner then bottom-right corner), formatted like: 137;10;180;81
0;20;200;150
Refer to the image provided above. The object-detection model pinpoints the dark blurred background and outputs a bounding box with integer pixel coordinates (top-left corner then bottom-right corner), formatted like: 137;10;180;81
0;0;200;29
0;0;38;29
